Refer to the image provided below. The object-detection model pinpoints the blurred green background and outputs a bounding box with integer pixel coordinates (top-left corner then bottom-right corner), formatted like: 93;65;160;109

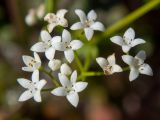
0;0;160;120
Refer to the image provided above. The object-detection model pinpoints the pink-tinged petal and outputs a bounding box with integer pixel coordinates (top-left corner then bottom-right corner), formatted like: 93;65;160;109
70;22;84;30
71;70;77;83
84;28;94;41
58;73;70;87
122;55;134;65
62;29;71;43
70;40;83;50
32;70;39;83
51;87;67;96
129;67;139;81
40;30;52;42
45;47;55;60
17;78;32;89
36;79;47;90
74;82;88;92
124;27;135;40
66;92;79;107
64;49;74;63
18;90;33;102
96;57;108;69
131;38;146;47
33;91;41;102
122;45;131;53
107;53;115;65
110;36;123;46
87;10;97;21
139;63;153;76
31;42;48;52
90;22;104;31
75;9;87;23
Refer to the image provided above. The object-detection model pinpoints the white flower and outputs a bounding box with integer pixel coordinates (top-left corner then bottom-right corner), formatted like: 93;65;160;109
44;9;68;33
60;63;72;76
122;50;153;81
70;9;105;40
22;52;41;72
51;70;88;107
31;30;59;60
52;29;83;63
110;28;146;53
96;53;122;75
36;4;45;19
25;9;36;26
48;59;61;71
17;70;46;102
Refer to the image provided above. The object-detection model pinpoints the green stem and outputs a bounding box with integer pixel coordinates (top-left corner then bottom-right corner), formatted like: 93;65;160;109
123;66;130;71
42;88;54;92
74;51;84;72
45;0;56;12
84;54;91;71
78;71;104;80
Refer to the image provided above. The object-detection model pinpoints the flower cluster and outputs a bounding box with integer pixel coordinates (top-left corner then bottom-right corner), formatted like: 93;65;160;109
18;8;153;108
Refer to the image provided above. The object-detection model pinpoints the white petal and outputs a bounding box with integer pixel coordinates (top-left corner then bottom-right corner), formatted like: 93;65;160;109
31;42;48;52
40;30;52;42
135;50;146;60
70;22;84;30
22;67;34;72
122;55;134;65
75;9;87;23
18;90;33;102
62;29;71;43
71;70;77;83
139;64;153;76
56;9;68;18
96;57;108;69
70;40;83;50
112;64;123;73
48;59;61;71
84;28;94;41
57;18;68;27
107;53;115;65
51;87;67;96
124;27;135;40
110;36;123;46
34;52;41;63
52;42;67;51
122;45;131;53
44;13;56;23
66;92;79;107
17;78;32;89
45;47;55;60
131;38;146;47
33;91;41;102
58;73;70;87
87;10;97;21
60;63;72;76
51;36;61;45
47;23;57;33
74;82;88;92
32;70;39;83
36;79;47;90
90;22;104;31
129;67;139;81
64;49;74;63
22;55;34;66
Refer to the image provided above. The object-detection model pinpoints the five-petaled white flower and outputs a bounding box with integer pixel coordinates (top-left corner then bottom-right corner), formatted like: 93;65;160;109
22;52;41;72
96;53;122;75
70;9;105;41
31;30;58;60
17;70;46;102
48;59;61;71
44;9;68;33
110;28;146;53
51;70;88;107
52;29;83;63
122;50;153;81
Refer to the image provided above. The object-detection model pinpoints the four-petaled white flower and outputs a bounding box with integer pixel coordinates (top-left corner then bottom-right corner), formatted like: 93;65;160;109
110;28;146;53
70;9;105;41
44;9;68;33
52;29;83;63
60;63;72;76
31;30;59;60
17;70;46;102
122;50;153;81
96;53;122;75
48;59;61;71
51;71;88;107
22;52;41;72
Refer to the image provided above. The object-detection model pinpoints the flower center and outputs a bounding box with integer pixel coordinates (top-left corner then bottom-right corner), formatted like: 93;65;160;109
84;20;93;27
123;36;132;45
103;65;113;75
